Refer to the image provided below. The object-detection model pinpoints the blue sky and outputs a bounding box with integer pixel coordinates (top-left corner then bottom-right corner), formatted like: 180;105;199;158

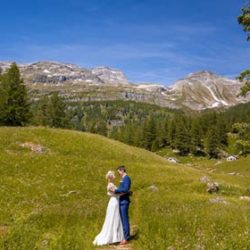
0;0;249;85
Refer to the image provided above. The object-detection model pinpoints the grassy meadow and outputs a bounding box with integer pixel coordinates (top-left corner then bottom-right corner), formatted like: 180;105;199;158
0;127;249;249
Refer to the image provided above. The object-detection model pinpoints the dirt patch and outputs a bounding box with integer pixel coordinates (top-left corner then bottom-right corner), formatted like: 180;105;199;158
0;225;9;237
98;225;138;250
240;196;250;201
99;244;133;250
18;142;47;154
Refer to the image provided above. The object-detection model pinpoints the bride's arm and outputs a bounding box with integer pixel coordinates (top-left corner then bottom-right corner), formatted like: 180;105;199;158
107;183;114;190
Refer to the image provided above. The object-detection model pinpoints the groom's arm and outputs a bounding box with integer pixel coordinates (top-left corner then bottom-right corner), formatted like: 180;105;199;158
114;177;131;194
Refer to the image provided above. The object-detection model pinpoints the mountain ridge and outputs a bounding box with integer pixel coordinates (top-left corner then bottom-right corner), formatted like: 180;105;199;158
0;61;249;110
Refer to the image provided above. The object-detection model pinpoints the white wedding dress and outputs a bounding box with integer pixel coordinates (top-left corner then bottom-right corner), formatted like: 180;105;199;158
93;182;125;246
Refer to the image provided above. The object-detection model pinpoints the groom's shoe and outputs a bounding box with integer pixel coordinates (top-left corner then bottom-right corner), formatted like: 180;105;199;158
119;240;129;245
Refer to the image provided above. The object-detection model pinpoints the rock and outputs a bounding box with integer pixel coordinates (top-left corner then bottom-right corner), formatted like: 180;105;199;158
208;169;216;173
19;142;46;153
227;172;237;175
166;157;178;163
148;185;159;192
209;197;228;204
172;149;180;153
214;161;222;166
200;176;210;183
217;150;229;159
91;66;129;85
226;155;237;161
136;84;166;92
108;119;124;127
239;196;250;201
206;182;219;193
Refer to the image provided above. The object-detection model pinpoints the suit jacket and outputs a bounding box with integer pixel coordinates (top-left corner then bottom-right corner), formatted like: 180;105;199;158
115;175;131;204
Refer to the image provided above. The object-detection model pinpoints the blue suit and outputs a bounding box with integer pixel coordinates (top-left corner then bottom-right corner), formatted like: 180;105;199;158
115;175;131;240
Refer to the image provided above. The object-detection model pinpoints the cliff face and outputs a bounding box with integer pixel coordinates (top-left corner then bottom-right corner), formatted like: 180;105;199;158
0;61;128;85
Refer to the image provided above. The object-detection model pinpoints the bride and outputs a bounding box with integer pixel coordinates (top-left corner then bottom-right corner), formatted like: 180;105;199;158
93;170;125;246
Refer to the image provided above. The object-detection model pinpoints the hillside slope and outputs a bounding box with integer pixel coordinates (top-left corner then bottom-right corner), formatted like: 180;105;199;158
0;127;249;249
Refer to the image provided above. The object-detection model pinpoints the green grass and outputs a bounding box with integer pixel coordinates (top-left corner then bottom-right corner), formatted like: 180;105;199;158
0;127;249;249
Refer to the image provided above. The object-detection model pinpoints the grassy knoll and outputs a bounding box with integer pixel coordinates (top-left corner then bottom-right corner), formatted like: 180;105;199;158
0;127;249;249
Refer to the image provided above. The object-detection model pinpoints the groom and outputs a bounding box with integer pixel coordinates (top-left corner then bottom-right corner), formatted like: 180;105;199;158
111;165;131;245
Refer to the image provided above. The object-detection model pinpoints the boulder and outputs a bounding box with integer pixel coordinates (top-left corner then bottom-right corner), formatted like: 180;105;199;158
217;150;229;159
226;155;237;161
148;185;159;192
206;182;219;193
166;157;178;163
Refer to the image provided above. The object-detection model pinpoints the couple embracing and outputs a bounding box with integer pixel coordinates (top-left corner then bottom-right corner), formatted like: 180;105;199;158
93;165;132;246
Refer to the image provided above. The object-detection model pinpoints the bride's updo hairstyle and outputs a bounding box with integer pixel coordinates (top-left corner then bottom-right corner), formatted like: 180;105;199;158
106;170;115;180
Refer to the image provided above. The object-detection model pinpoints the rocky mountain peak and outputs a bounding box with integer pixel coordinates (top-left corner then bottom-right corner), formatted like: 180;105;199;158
91;66;129;85
169;71;248;109
0;61;130;85
187;70;216;79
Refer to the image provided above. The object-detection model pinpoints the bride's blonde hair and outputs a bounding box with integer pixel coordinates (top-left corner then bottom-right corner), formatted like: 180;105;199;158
106;170;115;180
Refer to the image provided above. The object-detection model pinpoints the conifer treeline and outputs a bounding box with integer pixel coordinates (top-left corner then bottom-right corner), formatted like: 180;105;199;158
32;95;250;158
109;111;229;158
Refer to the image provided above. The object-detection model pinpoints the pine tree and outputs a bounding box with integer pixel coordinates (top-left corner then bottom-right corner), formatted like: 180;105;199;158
121;124;135;145
47;92;68;128
110;126;120;141
167;118;176;149
175;117;190;155
96;120;108;136
163;118;170;146
133;125;144;147
155;118;168;148
32;95;50;126
206;127;220;158
190;118;203;154
142;116;156;150
217;117;228;145
0;63;30;126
